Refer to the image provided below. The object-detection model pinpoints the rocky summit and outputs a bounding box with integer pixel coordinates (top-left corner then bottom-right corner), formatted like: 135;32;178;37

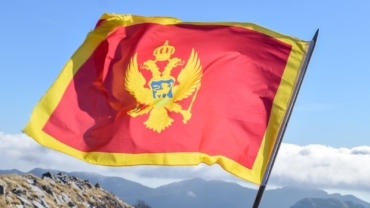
0;172;134;208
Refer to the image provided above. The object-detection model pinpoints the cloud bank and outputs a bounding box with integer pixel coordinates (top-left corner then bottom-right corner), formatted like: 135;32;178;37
1;132;369;191
270;143;370;191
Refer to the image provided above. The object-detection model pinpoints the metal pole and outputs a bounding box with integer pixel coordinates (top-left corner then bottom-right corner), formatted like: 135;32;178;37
252;29;320;208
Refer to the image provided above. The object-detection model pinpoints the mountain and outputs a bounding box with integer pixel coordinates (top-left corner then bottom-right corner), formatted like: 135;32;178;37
0;172;134;208
260;186;370;208
1;168;369;208
146;178;257;208
144;179;370;208
0;169;24;175
291;198;366;208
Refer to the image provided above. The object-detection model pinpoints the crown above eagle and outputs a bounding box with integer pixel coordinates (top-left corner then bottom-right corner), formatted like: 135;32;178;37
153;40;175;61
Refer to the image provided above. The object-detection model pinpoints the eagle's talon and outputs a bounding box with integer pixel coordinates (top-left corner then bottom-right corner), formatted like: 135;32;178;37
181;110;191;124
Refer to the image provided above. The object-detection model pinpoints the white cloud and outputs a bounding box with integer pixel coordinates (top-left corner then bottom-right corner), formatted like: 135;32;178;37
187;191;196;197
270;143;370;191
0;132;105;173
1;132;370;192
0;132;226;186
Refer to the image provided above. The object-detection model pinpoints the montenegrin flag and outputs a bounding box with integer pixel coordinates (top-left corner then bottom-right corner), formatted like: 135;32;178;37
24;13;312;185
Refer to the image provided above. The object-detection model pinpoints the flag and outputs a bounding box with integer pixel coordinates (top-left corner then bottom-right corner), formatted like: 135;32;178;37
24;13;312;185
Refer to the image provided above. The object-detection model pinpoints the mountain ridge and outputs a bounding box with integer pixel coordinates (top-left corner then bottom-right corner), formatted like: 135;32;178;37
1;168;368;208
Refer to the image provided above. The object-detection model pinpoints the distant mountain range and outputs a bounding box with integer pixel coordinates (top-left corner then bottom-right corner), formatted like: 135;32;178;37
292;198;366;208
1;168;369;208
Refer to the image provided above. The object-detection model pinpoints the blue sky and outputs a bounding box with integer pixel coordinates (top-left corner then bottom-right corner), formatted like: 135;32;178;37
1;0;370;203
2;0;369;148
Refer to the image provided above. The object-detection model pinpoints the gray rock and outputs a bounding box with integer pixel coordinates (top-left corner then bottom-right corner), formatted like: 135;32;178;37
71;182;83;192
40;198;50;208
0;183;5;195
26;178;36;185
32;198;50;208
33;200;46;208
12;188;25;195
16;195;32;206
41;172;55;180
52;192;62;205
84;180;93;189
56;172;69;184
68;201;77;207
41;185;53;195
61;192;72;203
31;185;46;198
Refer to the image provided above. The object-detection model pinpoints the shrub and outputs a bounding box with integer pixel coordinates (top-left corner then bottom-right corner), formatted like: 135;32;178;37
133;200;152;208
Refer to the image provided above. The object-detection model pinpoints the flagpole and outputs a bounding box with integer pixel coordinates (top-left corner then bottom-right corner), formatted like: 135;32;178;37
252;29;319;208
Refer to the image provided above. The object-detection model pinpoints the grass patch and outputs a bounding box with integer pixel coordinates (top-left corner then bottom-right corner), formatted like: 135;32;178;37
0;173;134;208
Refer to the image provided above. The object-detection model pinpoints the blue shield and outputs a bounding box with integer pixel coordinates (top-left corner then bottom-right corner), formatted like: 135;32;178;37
150;79;175;99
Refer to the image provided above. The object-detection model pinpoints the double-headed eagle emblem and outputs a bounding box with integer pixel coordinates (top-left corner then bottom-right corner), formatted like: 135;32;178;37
125;40;203;133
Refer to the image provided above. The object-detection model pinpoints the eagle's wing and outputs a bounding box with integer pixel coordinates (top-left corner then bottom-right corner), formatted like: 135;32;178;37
173;49;202;102
125;53;152;105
